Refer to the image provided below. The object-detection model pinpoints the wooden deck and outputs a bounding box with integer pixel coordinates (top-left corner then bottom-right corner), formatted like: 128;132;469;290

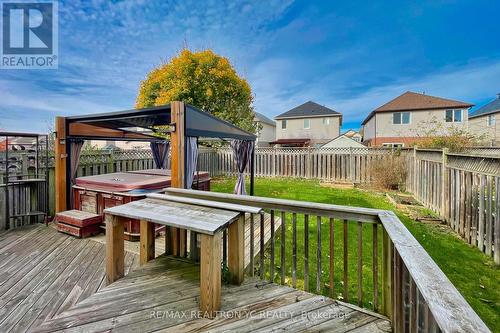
0;225;391;332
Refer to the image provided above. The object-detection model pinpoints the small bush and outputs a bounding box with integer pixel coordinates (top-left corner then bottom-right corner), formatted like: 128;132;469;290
371;152;407;190
411;118;486;152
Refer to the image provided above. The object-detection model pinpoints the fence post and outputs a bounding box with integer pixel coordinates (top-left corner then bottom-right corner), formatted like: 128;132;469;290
107;151;114;173
441;148;449;221
306;147;312;179
413;146;418;198
21;153;29;176
349;147;354;182
272;147;276;177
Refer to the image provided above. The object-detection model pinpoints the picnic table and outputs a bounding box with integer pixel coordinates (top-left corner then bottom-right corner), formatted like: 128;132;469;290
103;194;262;318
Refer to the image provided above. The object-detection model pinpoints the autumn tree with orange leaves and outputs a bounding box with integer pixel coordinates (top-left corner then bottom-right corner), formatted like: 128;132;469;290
136;49;256;133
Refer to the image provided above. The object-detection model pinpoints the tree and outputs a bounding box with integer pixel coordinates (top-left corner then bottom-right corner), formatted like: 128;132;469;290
411;117;486;152
136;49;256;133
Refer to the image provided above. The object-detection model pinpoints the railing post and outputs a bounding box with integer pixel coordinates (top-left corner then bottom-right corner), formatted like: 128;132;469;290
442;148;449;221
381;227;394;321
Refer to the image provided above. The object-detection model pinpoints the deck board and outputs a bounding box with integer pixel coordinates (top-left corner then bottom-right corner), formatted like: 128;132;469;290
0;224;391;333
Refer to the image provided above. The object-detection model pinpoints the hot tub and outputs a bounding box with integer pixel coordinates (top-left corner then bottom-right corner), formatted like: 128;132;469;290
73;170;211;240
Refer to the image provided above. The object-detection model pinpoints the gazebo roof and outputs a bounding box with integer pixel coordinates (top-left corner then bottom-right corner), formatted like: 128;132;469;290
66;104;256;141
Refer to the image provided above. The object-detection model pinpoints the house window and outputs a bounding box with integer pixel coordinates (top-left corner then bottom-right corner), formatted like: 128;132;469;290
393;112;410;124
487;114;496;126
323;118;330;125
445;109;463;122
382;143;404;148
282;120;287;129
304;119;310;129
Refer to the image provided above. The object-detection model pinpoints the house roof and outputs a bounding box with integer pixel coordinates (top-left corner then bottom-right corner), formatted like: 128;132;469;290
469;94;500;119
322;134;366;148
254;112;276;126
275;101;341;120
361;91;473;125
269;138;310;145
342;129;361;137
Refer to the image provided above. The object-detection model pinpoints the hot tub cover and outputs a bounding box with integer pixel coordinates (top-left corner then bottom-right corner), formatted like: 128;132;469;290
75;172;170;192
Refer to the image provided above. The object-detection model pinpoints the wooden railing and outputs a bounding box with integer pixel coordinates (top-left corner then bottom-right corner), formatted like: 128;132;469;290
165;188;491;333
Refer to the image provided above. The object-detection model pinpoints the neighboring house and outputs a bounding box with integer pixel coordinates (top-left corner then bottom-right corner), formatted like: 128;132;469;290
254;112;276;147
91;140;150;150
272;101;342;147
322;134;366;148
468;93;500;146
343;129;362;142
362;91;473;147
90;127;151;150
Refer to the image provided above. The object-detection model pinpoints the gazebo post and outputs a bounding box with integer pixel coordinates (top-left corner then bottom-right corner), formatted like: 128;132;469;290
55;116;68;213
169;101;187;256
250;145;255;196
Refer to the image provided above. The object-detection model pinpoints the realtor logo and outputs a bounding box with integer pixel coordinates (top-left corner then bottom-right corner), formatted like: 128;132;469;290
1;0;58;69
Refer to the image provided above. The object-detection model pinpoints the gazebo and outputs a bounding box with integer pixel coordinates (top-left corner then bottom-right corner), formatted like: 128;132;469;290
54;101;256;253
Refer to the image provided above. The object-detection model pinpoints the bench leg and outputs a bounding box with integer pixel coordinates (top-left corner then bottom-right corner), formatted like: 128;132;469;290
140;220;155;265
170;227;187;257
165;226;173;255
228;214;245;285
200;232;221;318
106;214;124;284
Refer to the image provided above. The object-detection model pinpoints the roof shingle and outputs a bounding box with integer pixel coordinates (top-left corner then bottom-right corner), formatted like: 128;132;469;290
469;94;500;118
254;112;276;126
275;101;341;119
362;91;473;125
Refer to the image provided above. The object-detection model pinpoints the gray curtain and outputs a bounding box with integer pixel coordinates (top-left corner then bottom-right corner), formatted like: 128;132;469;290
70;139;84;207
150;141;170;169
230;140;254;195
185;137;198;189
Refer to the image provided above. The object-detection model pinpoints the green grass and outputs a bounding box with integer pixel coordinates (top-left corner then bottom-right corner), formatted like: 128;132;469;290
212;177;499;332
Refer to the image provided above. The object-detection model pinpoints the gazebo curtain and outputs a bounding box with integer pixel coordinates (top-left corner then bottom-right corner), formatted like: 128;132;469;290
70;139;85;206
185;137;198;189
150;141;170;169
230;140;254;195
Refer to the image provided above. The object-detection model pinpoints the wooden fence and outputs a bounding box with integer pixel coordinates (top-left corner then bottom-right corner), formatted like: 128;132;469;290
198;147;393;182
406;149;500;264
7;147;500;264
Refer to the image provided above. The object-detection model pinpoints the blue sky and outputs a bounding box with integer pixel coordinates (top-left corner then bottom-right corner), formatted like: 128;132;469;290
1;0;500;133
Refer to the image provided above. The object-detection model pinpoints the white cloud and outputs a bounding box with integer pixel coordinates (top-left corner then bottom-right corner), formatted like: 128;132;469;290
251;58;500;127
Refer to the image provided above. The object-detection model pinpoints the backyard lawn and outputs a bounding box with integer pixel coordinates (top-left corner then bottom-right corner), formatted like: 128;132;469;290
211;177;499;332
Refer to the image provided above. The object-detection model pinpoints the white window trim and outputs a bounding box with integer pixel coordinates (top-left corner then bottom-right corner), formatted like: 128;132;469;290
323;117;330;125
445;109;463;123
282;120;287;130
303;119;310;129
393;112;411;125
487;114;496;126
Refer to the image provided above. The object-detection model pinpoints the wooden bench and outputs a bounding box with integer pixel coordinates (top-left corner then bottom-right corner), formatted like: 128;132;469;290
104;197;260;318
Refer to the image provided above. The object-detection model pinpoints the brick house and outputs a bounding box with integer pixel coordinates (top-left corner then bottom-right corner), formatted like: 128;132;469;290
361;91;473;147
